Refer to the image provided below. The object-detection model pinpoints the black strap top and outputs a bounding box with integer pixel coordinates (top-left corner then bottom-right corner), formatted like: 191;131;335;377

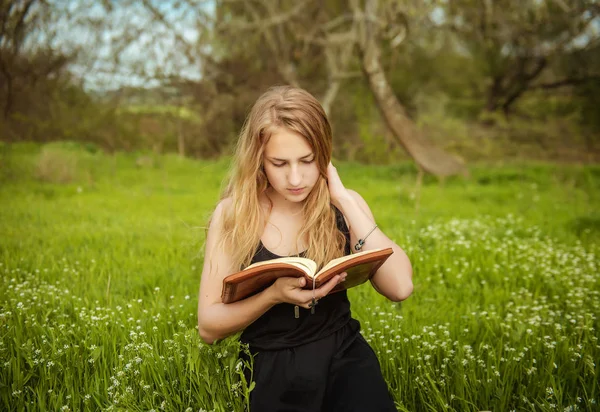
240;207;360;351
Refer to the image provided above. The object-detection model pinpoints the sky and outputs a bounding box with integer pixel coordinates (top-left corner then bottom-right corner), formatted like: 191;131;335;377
45;0;214;91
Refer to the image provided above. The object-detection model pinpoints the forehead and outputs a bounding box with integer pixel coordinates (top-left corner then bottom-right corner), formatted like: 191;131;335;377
264;127;313;157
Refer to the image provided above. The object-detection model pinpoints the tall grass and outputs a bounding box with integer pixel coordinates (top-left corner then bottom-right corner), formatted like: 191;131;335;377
1;142;598;411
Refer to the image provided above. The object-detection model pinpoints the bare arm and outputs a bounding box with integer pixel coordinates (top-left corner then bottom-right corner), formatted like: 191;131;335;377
337;189;413;302
197;199;344;344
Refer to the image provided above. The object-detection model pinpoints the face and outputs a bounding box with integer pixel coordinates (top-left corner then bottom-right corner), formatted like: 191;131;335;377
262;127;320;206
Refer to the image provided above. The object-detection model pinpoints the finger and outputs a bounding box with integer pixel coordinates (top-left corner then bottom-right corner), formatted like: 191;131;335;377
298;277;306;288
293;289;319;302
294;275;340;301
315;275;341;298
291;287;328;305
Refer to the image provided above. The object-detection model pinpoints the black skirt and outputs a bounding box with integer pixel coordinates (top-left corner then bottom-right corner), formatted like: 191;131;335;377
241;322;397;412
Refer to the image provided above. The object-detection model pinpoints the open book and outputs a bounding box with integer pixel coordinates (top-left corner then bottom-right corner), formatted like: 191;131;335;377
221;247;393;304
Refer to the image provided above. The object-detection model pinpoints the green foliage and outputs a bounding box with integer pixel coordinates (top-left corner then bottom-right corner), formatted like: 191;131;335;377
1;0;598;164
118;105;202;122
351;89;404;164
1;143;599;410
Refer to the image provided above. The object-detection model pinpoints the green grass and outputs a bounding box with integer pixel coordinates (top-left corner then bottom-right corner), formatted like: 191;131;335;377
1;142;599;411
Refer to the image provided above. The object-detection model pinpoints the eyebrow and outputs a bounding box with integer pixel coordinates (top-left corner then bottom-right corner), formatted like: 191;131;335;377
268;153;314;162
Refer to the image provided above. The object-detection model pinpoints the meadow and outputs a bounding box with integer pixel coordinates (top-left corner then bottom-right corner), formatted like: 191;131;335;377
1;142;599;411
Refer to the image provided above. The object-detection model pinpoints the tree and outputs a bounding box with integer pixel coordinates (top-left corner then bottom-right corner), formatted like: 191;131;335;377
207;0;468;178
444;0;600;114
351;0;467;179
0;0;74;120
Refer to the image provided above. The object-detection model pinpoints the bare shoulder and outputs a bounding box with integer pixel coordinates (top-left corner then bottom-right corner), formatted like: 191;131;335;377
347;189;365;202
207;197;233;233
347;189;371;209
212;197;233;220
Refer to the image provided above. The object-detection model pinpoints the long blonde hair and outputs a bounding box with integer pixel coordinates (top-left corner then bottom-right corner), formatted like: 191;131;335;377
215;85;347;270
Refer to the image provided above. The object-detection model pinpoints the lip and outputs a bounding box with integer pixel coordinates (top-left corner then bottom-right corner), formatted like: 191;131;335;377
287;187;305;194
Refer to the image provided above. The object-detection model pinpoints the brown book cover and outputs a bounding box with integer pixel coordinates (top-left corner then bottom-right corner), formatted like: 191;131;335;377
221;247;394;304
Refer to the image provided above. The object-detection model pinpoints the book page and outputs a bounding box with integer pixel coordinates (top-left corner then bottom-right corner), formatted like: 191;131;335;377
244;257;317;277
316;248;384;277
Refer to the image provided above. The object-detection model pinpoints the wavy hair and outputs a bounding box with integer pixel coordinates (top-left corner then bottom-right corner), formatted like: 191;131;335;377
214;85;347;270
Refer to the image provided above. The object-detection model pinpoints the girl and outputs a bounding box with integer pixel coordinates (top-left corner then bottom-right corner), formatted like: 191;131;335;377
197;86;413;411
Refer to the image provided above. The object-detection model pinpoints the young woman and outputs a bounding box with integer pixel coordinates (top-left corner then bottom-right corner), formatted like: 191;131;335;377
197;86;413;411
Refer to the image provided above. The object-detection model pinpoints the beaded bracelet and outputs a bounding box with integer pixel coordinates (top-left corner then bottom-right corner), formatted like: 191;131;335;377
354;224;378;251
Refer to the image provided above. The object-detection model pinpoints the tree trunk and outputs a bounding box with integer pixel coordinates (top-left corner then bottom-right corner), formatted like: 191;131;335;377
485;76;503;113
355;0;468;179
177;102;185;157
320;40;355;116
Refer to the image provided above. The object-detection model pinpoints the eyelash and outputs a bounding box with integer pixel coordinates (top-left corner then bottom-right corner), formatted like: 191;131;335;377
273;160;314;168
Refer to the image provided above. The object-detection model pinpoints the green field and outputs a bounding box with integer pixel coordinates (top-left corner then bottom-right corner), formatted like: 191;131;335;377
1;142;599;411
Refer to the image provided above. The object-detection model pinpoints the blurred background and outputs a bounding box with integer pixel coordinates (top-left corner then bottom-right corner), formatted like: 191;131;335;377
1;0;599;170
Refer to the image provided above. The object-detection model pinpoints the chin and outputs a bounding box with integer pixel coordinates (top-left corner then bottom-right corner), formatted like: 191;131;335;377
282;188;312;203
284;194;308;203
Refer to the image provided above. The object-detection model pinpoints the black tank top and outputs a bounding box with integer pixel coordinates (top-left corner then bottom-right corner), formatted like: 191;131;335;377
240;207;360;351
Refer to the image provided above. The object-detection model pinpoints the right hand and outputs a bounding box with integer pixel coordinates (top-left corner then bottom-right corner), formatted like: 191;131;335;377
268;272;347;309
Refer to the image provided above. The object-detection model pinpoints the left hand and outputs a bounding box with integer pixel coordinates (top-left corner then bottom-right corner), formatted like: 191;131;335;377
327;162;350;210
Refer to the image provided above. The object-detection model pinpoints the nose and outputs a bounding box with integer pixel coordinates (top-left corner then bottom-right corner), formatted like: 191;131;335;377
288;164;302;187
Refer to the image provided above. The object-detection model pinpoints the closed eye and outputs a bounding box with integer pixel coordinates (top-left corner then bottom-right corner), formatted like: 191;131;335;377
270;158;314;167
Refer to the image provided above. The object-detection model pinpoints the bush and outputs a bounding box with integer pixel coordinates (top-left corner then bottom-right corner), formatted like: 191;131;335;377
35;147;79;184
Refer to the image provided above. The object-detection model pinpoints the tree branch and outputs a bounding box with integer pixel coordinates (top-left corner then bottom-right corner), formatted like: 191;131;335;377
11;0;36;54
217;0;311;31
0;0;16;46
242;0;299;87
531;76;600;90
